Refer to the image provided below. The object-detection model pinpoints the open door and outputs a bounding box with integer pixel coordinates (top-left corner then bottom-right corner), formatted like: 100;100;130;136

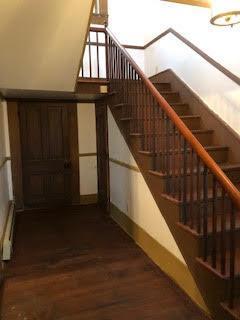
95;101;110;212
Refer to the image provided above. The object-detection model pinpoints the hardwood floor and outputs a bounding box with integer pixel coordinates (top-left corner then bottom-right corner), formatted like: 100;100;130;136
1;205;208;319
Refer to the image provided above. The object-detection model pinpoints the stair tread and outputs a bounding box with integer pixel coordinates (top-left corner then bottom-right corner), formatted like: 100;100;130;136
112;103;126;108
141;145;228;153
179;211;240;235
221;299;240;318
132;129;214;136
170;102;189;106
161;183;240;204
198;247;240;279
120;117;132;121
179;115;201;119
149;162;240;178
159;91;179;94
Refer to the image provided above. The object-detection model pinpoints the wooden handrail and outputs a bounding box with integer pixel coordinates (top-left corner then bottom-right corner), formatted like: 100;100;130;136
106;27;240;210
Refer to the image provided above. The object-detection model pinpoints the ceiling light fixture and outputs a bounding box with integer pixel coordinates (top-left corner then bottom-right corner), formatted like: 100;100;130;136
211;0;240;26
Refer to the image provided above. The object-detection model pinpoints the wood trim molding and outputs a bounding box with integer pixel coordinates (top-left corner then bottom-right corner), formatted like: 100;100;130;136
80;194;98;204
109;158;140;173
123;28;240;87
162;0;210;8
7;101;24;210
110;202;209;315
0;157;11;171
79;153;97;157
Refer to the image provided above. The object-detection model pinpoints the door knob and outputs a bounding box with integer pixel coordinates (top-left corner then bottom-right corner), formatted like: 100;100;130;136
64;161;71;169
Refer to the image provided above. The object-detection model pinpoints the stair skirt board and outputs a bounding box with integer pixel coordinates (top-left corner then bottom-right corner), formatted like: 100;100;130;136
2;201;15;261
79;194;98;205
110;203;210;317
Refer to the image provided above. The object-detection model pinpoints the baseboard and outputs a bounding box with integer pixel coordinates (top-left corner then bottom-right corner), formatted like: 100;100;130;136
80;194;98;205
110;202;210;316
0;201;14;255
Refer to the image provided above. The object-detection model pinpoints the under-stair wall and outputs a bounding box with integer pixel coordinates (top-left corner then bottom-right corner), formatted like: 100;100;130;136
0;100;13;267
108;108;208;313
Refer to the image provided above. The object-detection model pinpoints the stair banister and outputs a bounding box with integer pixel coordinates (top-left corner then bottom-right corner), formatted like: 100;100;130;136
106;27;240;210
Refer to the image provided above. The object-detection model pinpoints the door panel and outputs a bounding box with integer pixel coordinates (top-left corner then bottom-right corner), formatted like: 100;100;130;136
19;101;78;207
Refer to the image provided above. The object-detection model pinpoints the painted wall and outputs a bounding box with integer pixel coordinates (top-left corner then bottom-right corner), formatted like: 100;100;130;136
108;108;184;262
108;0;240;137
0;0;93;92
107;107;207;309
0;100;13;242
77;103;98;197
145;34;240;136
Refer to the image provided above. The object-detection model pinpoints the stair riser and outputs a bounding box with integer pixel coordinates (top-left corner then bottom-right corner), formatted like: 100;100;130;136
161;92;181;103
203;231;240;258
181;117;201;130
171;105;191;116
153;148;228;170
139;149;228;179
193;132;213;146
138;132;213;147
154;83;172;91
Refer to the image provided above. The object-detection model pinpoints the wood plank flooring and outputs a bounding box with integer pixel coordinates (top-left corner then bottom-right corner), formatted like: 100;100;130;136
1;205;209;319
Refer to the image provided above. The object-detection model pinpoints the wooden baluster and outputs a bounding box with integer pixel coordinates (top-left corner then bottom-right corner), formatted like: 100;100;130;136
155;105;160;172
166;116;170;193
211;176;217;268
152;97;157;170
220;188;226;275
88;33;92;78
172;124;176;197
229;202;236;309
189;147;194;229
196;156;201;234
134;72;137;133
105;32;109;80
203;165;208;262
182;139;188;224
96;32;100;78
178;132;182;202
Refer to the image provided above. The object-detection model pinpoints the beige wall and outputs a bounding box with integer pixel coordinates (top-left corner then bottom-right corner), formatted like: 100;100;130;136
0;100;12;242
0;0;93;92
107;109;185;262
77;103;98;197
107;108;208;309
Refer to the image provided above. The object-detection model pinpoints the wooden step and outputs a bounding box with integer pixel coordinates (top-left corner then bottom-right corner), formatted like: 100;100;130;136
112;103;127;108
221;299;240;320
130;129;214;146
153;82;172;91
180;115;201;130
140;145;228;165
170;103;191;116
159;91;181;103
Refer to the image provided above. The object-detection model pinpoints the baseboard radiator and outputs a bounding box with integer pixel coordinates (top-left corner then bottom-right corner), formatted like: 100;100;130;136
2;201;15;261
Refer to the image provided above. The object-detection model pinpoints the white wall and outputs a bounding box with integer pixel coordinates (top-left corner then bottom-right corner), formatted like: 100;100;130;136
108;0;240;136
77;103;98;196
145;34;240;136
0;100;13;242
0;0;93;92
108;108;184;262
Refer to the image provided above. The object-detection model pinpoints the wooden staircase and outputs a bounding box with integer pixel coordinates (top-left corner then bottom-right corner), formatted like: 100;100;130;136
81;27;240;320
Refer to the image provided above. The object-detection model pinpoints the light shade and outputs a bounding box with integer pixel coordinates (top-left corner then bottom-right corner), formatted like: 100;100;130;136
211;0;240;26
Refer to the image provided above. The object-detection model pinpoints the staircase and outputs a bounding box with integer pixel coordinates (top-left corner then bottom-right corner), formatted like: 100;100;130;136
82;27;240;320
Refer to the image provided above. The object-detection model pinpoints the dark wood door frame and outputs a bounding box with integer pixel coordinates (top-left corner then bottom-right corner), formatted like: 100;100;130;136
95;100;110;212
7;100;80;210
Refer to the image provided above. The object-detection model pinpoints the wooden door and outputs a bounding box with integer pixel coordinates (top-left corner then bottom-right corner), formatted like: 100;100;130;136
19;101;79;207
95;102;110;211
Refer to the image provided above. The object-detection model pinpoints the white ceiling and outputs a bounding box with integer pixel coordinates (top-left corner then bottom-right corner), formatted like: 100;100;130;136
0;0;94;94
